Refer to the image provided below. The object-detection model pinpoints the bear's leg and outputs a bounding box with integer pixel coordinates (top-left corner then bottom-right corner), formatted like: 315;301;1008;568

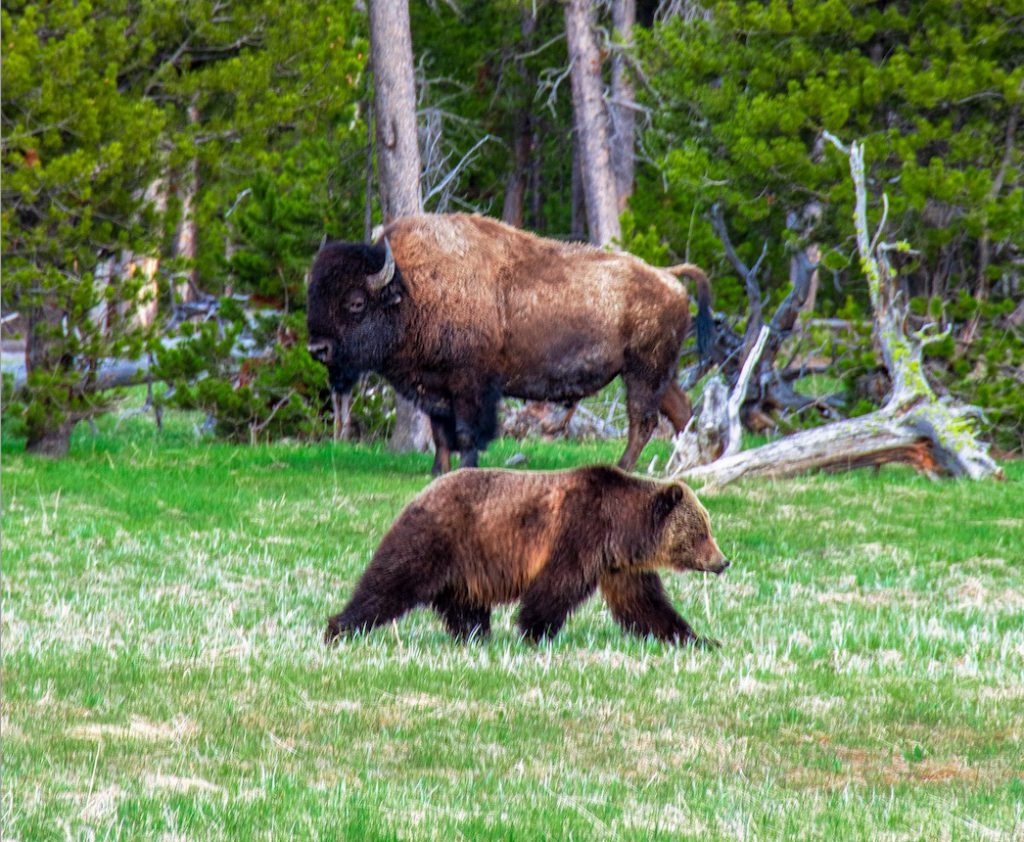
325;540;449;644
599;570;719;648
517;562;599;643
431;588;491;640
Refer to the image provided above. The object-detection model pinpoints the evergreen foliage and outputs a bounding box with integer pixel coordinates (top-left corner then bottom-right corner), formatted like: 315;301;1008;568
633;0;1023;309
3;0;1021;452
3;0;369;448
2;1;166;452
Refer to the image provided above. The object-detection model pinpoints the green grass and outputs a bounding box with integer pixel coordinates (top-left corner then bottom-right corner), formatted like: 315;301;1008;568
3;409;1023;840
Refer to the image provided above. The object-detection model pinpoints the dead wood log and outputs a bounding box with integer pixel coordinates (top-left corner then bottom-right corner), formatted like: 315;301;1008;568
332;389;353;442
707;203;831;430
671;137;1004;485
667;326;770;473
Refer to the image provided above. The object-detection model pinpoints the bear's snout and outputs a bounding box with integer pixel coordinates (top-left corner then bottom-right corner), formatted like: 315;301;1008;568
712;558;730;575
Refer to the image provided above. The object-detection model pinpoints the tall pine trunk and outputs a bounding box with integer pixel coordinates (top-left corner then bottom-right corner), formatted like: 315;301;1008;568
501;3;537;228
565;0;621;247
609;0;635;212
368;0;432;452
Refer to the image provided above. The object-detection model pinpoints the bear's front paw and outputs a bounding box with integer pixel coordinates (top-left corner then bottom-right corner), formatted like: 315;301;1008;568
694;636;721;650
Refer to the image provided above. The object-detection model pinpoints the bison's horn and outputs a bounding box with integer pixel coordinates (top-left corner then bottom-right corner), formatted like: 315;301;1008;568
366;237;395;291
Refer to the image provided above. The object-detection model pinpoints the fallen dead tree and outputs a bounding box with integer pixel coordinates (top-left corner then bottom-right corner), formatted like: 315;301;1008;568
670;136;1004;485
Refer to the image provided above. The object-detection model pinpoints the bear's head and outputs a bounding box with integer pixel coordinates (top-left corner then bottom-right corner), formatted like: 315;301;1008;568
651;482;730;575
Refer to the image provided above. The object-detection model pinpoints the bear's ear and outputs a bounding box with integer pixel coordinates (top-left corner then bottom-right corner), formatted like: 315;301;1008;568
652;484;685;524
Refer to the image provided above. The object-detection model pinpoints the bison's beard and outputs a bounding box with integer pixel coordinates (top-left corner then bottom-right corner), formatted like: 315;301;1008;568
329;309;404;382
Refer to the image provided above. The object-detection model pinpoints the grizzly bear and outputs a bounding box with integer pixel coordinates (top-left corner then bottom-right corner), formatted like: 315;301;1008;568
324;466;729;646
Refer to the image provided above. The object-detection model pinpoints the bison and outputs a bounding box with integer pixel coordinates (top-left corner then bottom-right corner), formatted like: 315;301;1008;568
306;213;712;474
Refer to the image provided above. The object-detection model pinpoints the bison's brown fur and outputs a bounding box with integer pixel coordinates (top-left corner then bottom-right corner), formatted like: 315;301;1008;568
324;466;729;644
307;213;712;473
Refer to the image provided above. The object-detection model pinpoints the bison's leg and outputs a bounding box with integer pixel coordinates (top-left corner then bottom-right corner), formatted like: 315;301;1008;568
452;379;501;469
429;414;455;476
659;381;693;433
618;371;667;471
599;570;718;647
431;588;491;640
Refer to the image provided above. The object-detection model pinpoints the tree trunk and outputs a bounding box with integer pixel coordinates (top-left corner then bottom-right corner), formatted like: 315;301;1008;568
369;0;431;453
363;87;375;242
609;0;635;212
501;3;537;228
501;121;531;228
681;413;953;484
565;0;621;247
25;419;76;457
370;0;422;224
173;100;200;304
570;129;587;240
121;253;160;328
527;125;545;230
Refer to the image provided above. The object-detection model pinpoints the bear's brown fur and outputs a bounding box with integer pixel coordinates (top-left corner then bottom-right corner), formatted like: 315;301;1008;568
324;466;729;646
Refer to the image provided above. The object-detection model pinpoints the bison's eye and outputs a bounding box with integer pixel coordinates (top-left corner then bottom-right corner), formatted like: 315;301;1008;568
347;295;366;316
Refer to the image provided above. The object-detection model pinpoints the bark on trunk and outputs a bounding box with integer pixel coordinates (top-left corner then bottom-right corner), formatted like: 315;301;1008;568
369;0;432;453
25;420;76;457
501;3;537;228
609;0;636;212
527;125;545;230
370;0;422;224
570;130;587;240
502;122;531;228
565;0;621;247
173;101;200;304
119;253;160;328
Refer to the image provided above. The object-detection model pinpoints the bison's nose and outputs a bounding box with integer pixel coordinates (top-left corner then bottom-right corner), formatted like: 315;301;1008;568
307;339;333;364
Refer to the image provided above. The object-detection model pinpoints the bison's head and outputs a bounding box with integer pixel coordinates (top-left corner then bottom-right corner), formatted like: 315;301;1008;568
306;238;405;391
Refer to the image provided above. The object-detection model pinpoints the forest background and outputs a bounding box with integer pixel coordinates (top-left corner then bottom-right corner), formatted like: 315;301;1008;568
3;0;1022;458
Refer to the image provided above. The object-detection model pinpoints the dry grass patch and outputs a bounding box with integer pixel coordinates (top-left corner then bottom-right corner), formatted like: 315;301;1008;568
66;715;196;744
144;773;227;797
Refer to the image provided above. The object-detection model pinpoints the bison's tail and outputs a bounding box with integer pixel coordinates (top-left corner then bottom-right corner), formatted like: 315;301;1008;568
667;263;714;360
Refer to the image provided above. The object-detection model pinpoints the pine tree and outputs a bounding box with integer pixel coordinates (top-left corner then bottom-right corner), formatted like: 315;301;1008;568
2;1;166;454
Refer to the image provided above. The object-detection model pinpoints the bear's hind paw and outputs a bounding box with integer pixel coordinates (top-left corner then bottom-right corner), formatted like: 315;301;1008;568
324;616;347;646
693;635;721;650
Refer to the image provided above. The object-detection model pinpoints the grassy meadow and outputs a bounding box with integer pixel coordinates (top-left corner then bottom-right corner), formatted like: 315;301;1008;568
2;409;1023;840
